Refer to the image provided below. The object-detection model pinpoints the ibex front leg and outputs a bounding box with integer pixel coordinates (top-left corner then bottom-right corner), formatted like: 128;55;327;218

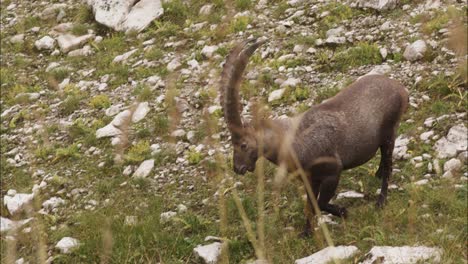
301;157;345;237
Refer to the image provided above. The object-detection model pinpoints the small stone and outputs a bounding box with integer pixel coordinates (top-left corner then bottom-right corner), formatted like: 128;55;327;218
113;49;138;63
434;124;467;158
132;102;150;123
57;34;94;53
201;45;218;59
96;124;122;138
42;197;66;212
55;237;80;254
199;4;213;16
167;58;181;71
177;204;188;213
380;47;388;59
124;216;137;226
458;151;468;164
443;158;462;172
360;246;442;264
4;193;34;215
10;34;25;44
123;166;133;176
403;40;427;62
336;190;364;199
171;129;186;139
268;88;286;102
357;0;398;10
160;211;177;223
1;217;32;233
105;105;121;117
280;77;301;88
420;131;434;141
35;36;55;50
442;171;454;178
133;159;155;178
111;110;132;127
414;179;429;186
193;242;223;264
361;65;391;78
295;246;359;264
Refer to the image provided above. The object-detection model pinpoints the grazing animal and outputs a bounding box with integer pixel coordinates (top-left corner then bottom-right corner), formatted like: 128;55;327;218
219;39;408;235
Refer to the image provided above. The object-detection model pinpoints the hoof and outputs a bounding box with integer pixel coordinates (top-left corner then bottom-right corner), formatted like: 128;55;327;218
299;229;311;238
376;195;386;208
338;207;348;218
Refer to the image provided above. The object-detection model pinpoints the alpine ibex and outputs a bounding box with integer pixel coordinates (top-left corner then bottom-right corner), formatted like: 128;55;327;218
220;39;408;235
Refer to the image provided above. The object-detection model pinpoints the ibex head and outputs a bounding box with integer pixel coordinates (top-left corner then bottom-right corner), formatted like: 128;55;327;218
219;39;266;174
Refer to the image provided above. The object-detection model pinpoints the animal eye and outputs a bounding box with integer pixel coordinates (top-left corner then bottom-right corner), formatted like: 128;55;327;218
241;143;247;150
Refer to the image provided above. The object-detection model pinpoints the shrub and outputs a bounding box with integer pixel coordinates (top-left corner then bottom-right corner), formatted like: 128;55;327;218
89;95;111;109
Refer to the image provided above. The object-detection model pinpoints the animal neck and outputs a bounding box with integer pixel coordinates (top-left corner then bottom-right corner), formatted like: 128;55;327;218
254;122;285;165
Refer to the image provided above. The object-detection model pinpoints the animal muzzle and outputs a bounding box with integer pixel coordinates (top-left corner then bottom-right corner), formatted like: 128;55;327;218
234;165;248;175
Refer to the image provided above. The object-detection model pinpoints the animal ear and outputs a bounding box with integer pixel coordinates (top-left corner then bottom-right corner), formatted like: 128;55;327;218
308;157;341;177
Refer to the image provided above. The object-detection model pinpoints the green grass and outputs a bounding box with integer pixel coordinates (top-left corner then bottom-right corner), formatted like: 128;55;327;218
235;0;253;10
1;0;466;263
125;140;151;164
230;16;251;33
89;95;111;109
319;42;382;72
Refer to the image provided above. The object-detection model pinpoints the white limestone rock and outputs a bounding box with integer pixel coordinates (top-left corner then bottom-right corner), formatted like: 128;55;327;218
10;34;25;44
88;0;164;33
325;36;346;45
55;237;80;254
193;242;223;264
1;217;32;233
132;102;150;123
121;0;164;32
171;129;186;139
356;0;398;10
280;77;301;88
201;45;218;59
295;246;359;264
360;246;442;264
111;110;132;127
414;179;429;186
133;159;154;178
57;34;94;53
393;135;410;160
420;131;434;141
105;105;121;117
4;192;34;215
35;36;55;50
68;45;93;56
361;65;392;79
434;124;467;158
443;158;462;173
167;58;182;71
403;40;427;62
96;124;122;138
268;88;286;102
337;190;364;199
160;211;177;223
42;197;66;212
113;49;138;63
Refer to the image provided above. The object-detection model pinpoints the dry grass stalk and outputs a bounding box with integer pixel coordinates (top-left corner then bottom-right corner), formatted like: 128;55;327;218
100;218;113;264
113;103;137;164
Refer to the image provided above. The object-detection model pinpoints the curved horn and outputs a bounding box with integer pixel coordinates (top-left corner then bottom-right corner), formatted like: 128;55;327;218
219;38;267;140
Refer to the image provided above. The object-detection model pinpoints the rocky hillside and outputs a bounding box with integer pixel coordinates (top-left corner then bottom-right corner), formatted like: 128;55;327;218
1;0;467;263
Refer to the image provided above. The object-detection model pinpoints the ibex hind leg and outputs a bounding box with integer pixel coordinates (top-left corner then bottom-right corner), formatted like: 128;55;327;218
376;132;396;208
